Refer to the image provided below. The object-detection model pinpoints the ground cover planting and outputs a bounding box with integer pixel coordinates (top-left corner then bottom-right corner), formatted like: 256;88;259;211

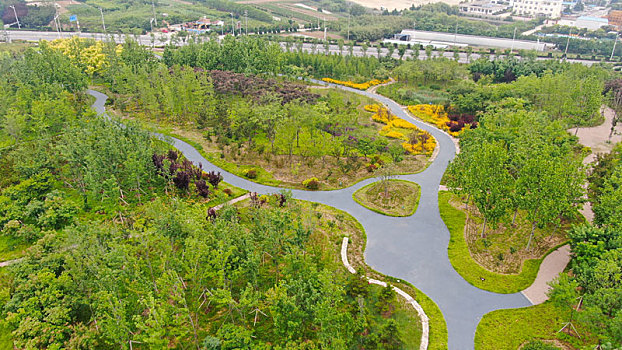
322;77;391;90
376;81;450;106
439;191;573;293
475;302;596;350
353;179;421;217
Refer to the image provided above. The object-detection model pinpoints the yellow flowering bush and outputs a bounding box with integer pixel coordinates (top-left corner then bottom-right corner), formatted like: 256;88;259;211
367;105;436;154
407;104;467;137
402;131;436;155
364;104;380;113
47;36;122;76
322;78;391;90
383;130;406;140
390;118;419;130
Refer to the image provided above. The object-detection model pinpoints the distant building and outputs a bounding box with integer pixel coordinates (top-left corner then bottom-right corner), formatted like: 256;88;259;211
557;15;608;30
460;0;511;17
511;0;563;18
173;17;225;34
385;29;554;51
609;10;622;29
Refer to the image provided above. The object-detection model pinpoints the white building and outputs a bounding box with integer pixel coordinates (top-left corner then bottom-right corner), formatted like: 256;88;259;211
460;0;511;17
511;0;563;18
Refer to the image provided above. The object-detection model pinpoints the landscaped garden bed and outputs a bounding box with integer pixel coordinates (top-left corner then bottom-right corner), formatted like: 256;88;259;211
439;191;577;293
353;180;421;217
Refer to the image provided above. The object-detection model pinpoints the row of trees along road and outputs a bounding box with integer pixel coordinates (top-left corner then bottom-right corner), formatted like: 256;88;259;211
447;98;586;250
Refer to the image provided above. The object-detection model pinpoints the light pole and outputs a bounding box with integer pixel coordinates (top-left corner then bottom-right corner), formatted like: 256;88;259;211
611;34;618;61
244;10;248;35
347;12;350;42
54;14;62;38
151;1;157;26
564;28;572;57
231;13;234;35
511;27;516;51
9;5;21;29
99;8;106;34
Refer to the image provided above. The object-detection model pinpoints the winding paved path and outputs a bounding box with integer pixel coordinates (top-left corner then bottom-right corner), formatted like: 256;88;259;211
88;84;531;349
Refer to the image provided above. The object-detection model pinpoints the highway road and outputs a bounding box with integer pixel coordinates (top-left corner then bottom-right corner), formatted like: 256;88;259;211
1;29;601;66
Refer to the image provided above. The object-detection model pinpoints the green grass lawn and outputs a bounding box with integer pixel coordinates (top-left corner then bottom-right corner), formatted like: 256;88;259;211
475;302;596;350
438;191;562;294
0;236;30;263
353;180;421;217
376;82;450;106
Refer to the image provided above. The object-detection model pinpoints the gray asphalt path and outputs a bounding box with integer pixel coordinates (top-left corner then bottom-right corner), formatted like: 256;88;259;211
88;84;531;349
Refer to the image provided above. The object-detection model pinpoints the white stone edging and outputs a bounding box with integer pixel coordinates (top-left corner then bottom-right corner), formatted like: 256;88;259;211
341;237;429;350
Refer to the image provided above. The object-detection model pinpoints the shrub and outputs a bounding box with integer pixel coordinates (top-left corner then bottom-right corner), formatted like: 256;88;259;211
302;177;320;190
366;163;378;172
173;171;191;191
322;77;391;90
195;180;210;198
383;131;406;140
223;188;233;196
522;340;559;350
206;171;224;188
245;169;257;179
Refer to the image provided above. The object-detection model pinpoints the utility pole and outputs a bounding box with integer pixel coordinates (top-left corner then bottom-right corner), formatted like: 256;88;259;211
99;8;106;34
230;13;234;35
453;22;458;46
9;5;21;29
611;34;618;61
511;27;516;51
564;28;572;56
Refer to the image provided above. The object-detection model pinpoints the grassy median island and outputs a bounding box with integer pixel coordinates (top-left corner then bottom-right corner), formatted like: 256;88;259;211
439;191;574;294
353;180;421;216
475;302;596;350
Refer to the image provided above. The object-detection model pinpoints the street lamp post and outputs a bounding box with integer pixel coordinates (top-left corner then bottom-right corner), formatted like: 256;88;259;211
54;14;62;38
99;8;106;34
611;34;618;61
564;28;572;57
9;5;21;29
231;13;235;35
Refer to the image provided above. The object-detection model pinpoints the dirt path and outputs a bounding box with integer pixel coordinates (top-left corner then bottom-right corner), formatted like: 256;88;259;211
572;105;621;223
521;245;571;304
0;257;24;268
573;106;622;165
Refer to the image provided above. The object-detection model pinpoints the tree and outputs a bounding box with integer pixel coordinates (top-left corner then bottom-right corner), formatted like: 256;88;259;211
548;274;581;336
